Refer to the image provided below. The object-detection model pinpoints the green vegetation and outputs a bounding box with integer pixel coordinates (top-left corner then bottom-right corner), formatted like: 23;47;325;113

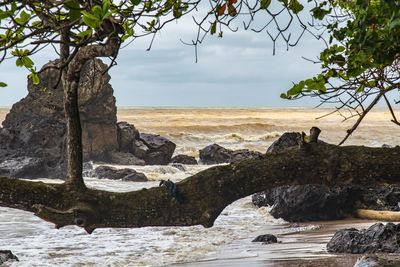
283;0;400;144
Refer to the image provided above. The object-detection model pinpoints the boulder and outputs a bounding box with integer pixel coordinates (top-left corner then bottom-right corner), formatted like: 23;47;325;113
0;250;18;264
230;149;262;163
0;156;45;179
170;163;186;172
117;121;139;152
252;234;277;244
200;144;262;165
171;154;198;165
89;166;147;181
139;133;176;165
109;151;145;166
199;144;233;164
252;185;400;222
132;139;149;159
327;223;400;254
267;132;301;152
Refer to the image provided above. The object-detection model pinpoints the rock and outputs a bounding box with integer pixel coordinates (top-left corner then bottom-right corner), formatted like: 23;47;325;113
230;149;262;163
199;144;233;164
252;234;277;244
267;132;301;152
353;256;400;267
117;121;139;153
3;58;118;161
252;184;400;222
132;139;149;159
139;133;176;165
0;156;45;178
170;163;186;172
327;223;400;254
109;151;145;166
0;250;18;264
171;154;197;165
90;166;147;181
199;144;262;165
82;161;94;177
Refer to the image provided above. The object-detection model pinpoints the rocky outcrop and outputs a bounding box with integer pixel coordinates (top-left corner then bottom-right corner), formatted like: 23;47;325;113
199;144;262;165
86;165;147;181
252;184;400;222
171;154;197;165
0;59;177;178
0;250;18;264
327;223;400;254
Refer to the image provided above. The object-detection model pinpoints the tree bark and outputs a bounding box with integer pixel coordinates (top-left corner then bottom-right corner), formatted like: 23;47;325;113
62;35;120;189
0;143;399;233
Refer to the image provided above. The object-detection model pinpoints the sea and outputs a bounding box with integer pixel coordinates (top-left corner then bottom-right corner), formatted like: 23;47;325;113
0;107;399;267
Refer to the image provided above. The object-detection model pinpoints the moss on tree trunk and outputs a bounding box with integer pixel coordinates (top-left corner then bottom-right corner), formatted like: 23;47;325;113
0;143;399;233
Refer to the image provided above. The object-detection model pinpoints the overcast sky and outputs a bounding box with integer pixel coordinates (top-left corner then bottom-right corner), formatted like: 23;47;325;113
0;6;327;107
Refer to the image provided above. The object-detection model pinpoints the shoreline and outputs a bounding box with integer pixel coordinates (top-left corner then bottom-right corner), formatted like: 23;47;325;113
171;219;400;267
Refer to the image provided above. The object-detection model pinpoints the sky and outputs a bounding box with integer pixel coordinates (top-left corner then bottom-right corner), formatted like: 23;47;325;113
0;4;327;107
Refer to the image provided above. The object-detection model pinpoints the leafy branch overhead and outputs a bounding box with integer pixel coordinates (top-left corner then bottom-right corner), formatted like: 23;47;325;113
283;0;400;143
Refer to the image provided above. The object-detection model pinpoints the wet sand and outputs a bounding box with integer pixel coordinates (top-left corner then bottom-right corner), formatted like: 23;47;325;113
172;219;400;267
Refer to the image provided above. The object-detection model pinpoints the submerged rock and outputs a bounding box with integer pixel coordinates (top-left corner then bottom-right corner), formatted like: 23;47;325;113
327;223;400;254
252;185;400;222
0;250;18;264
171;154;197;165
89;166;147;182
0;156;45;179
252;234;277;244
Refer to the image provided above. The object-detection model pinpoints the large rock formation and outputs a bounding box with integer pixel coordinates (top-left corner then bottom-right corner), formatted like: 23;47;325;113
0;59;176;178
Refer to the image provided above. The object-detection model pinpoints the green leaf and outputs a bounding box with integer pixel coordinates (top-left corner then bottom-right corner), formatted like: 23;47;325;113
103;1;111;14
81;10;99;21
211;21;217;35
280;93;287;99
32;73;39;85
289;0;303;14
22;56;34;68
76;29;93;37
130;0;141;6
0;11;11;20
92;5;103;18
0;82;7;87
65;0;82;22
82;16;98;28
260;0;271;10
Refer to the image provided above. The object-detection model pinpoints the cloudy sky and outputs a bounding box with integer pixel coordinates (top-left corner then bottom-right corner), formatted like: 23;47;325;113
0;4;327;107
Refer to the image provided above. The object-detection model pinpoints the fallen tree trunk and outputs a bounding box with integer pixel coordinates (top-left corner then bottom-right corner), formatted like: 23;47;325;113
0;143;399;233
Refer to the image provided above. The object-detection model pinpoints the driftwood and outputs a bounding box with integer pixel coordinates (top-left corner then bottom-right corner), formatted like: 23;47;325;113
0;142;400;233
356;209;400;221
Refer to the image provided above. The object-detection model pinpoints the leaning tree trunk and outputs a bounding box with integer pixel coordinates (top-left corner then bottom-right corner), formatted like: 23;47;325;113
61;34;121;189
0;142;399;233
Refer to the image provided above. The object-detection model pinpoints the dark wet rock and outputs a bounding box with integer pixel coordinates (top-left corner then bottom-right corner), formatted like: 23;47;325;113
353;256;400;267
327;223;400;254
90;166;147;181
0;156;45;178
132;139;149;159
230;149;262;163
171;154;197;165
382;144;392;148
252;234;277;244
117;121;139;153
109;151;145;166
0;250;18;264
267;132;301;152
170;163;186;172
253;184;400;222
199;144;232;164
139;133;176;165
199;144;261;165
